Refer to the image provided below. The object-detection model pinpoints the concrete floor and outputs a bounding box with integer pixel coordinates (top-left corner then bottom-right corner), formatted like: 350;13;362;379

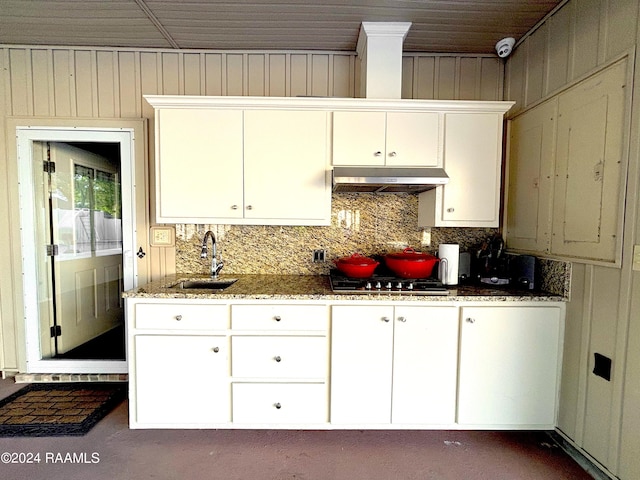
0;377;594;480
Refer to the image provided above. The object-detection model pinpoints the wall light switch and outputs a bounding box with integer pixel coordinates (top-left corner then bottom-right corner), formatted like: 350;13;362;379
150;226;175;247
633;244;640;272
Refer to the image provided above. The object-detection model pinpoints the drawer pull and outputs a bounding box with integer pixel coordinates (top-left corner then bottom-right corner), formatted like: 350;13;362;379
274;316;282;322
274;402;282;409
398;316;407;322
466;318;475;324
175;315;183;321
212;347;220;353
382;316;390;323
274;356;282;363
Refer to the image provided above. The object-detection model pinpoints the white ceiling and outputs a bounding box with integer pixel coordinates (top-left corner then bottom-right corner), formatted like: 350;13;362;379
0;0;563;54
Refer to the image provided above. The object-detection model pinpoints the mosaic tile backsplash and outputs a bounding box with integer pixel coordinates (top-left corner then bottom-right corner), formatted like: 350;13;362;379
177;193;494;275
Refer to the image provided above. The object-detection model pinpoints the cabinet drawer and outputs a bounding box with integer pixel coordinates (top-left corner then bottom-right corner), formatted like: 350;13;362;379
135;303;228;330
231;305;327;331
232;336;327;378
232;383;327;424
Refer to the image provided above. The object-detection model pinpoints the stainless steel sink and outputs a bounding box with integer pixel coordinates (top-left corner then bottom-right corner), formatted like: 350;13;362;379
169;278;237;291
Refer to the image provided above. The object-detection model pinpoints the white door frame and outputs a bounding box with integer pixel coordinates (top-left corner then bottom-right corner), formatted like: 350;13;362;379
17;127;137;373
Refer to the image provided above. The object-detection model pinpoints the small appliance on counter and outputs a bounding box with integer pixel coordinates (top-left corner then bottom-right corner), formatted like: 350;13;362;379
438;243;459;286
458;252;472;284
470;234;537;290
509;254;536;290
473;234;510;286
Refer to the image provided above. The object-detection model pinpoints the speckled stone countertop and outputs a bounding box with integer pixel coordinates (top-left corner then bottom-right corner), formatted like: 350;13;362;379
123;274;566;302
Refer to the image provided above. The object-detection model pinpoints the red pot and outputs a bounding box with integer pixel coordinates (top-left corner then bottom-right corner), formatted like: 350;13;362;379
334;253;379;278
384;247;438;279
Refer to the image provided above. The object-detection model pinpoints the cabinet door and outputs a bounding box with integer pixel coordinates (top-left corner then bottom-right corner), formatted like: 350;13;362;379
155;108;244;222
330;305;393;424
243;110;331;224
133;335;229;425
458;306;562;427
418;112;505;227
552;60;627;263
506;99;556;253
441;112;502;225
386;112;440;167
332;111;386;166
392;306;458;425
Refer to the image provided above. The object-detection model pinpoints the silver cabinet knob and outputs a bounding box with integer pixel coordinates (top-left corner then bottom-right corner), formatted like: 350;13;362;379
246;205;253;210
274;402;282;409
374;151;382;157
274;355;282;362
382;316;390;323
398;316;407;322
212;346;220;353
447;207;455;213
466;318;475;323
388;151;397;157
274;315;282;322
231;205;238;210
175;315;182;321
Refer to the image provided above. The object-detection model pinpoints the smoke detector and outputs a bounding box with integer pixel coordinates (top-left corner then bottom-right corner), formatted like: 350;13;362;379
495;37;516;58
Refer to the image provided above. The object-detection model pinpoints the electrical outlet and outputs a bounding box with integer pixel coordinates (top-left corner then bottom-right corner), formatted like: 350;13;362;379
313;249;326;263
633;245;640;272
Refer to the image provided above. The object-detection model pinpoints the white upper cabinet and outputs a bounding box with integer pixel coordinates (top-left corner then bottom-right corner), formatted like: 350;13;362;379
155;108;244;222
332;111;441;166
243;110;330;223
147;96;512;228
148;97;332;226
418;111;507;227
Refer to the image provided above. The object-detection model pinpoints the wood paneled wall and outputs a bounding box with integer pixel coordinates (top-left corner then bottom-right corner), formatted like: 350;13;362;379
506;0;638;115
504;1;640;478
0;44;503;373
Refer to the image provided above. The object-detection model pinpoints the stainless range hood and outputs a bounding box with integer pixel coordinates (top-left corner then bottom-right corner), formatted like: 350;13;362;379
332;166;449;193
331;23;449;195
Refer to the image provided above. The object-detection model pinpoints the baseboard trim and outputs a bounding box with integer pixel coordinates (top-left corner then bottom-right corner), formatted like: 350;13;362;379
549;430;617;480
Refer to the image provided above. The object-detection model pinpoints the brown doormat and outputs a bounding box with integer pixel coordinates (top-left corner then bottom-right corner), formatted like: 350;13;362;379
0;382;126;437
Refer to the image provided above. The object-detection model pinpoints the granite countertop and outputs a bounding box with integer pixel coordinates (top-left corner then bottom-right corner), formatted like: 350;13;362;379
123;274;566;302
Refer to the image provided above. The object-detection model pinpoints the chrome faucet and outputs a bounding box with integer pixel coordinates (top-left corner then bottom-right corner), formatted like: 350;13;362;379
201;230;224;277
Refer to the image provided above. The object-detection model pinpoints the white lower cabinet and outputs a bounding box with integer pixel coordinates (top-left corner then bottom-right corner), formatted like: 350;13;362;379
128;298;563;430
232;383;327;424
134;335;230;425
392;306;459;424
457;306;562;428
330;305;459;425
229;304;330;425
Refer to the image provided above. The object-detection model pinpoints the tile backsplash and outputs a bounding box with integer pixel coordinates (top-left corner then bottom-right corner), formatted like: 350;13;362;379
175;193;497;275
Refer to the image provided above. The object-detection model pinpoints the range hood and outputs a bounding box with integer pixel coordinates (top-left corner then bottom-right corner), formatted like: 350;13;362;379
332;22;449;194
332;166;449;193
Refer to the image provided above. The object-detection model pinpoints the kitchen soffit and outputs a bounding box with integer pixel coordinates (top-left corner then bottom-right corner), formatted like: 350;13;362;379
0;0;563;54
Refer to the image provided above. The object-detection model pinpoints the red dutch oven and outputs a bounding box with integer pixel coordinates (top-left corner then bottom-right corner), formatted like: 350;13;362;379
334;253;379;278
384;247;438;279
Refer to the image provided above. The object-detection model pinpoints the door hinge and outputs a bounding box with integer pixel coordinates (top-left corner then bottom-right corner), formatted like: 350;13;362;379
46;244;59;256
50;325;62;338
43;160;56;174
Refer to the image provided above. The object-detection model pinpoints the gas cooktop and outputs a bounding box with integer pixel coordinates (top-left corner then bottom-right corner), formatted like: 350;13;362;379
329;270;449;295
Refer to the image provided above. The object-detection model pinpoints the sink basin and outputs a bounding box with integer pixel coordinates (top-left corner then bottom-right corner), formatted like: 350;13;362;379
169;279;237;291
